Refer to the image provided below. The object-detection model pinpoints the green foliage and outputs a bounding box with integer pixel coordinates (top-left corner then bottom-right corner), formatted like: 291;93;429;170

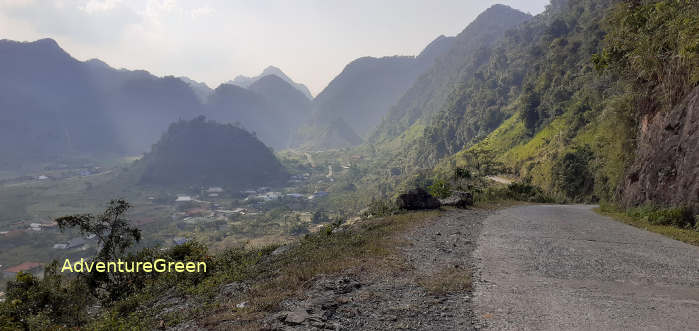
55;199;142;302
520;85;542;134
136;116;288;190
1;263;93;330
290;223;310;235
626;205;696;229
427;178;452;199
595;0;699;110
311;209;330;224
552;145;594;200
598;203;699;245
504;182;554;203
364;199;403;217
454;167;472;179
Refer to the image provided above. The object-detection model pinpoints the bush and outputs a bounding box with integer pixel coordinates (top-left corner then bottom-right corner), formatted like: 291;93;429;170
428;179;452;199
506;182;553;203
552;146;593;200
364;199;403;218
290;223;309;236
454;167;472;179
627;205;696;229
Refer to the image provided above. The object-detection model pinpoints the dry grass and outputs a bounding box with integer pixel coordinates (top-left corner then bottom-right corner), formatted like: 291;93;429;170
232;210;441;322
595;207;699;246
417;266;472;295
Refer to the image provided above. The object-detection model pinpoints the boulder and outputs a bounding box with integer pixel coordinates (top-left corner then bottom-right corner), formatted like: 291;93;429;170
439;191;473;208
396;188;441;210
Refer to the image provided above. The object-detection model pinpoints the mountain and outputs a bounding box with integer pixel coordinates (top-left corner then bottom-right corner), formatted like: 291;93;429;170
248;75;312;134
370;0;698;211
292;117;362;150
292;34;456;150
0;38;121;170
228;66;312;100
0;38;313;170
136;116;287;190
178;76;213;103
371;5;531;143
204;80;308;150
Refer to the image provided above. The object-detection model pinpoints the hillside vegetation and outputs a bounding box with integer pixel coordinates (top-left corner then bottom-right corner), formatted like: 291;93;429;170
135;116;288;190
366;0;697;211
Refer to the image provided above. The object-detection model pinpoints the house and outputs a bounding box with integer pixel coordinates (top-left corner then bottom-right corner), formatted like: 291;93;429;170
66;237;87;249
215;208;247;215
175;195;193;202
308;191;329;200
173;237;188;245
207;187;224;193
41;223;58;231
3;262;42;277
257;192;282;202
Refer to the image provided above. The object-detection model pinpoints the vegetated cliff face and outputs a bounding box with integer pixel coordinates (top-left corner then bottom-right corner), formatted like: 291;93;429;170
137;116;287;190
623;86;699;212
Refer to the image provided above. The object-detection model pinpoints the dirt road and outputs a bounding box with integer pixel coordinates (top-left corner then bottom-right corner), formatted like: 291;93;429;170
261;205;699;330
473;204;699;330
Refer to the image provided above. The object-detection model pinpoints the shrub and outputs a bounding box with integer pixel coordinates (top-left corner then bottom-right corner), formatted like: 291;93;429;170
506;182;553;203
428;179;452;199
454;167;472;179
627;205;696;229
552;146;594;200
290;223;309;236
364;199;403;217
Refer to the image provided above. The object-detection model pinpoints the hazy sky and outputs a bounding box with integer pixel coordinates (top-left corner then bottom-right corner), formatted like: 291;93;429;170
1;0;549;95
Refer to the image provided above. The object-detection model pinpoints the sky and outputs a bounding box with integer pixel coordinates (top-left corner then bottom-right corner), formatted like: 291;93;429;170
0;0;549;96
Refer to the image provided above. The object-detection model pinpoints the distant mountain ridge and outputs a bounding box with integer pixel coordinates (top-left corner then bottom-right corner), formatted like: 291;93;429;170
227;66;312;100
291;34;456;150
0;38;313;170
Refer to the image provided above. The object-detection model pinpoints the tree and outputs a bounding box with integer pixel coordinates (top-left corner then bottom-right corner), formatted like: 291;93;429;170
520;86;541;134
55;199;141;301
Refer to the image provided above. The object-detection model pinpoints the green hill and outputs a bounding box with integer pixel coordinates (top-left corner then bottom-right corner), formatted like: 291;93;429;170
136;116;287;190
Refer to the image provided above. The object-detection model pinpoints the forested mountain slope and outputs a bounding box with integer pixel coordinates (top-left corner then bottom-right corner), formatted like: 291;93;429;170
378;0;697;210
370;4;532;143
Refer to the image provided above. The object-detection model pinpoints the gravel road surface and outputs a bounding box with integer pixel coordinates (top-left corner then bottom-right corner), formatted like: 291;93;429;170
473;204;699;330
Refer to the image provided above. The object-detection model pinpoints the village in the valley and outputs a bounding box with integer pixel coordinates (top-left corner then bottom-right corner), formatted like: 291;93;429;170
0;151;366;292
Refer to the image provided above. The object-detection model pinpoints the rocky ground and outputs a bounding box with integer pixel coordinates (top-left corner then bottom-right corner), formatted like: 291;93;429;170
262;209;491;330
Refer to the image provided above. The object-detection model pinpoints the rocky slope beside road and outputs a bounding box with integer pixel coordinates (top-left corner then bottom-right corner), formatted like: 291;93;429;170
262;209;490;330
